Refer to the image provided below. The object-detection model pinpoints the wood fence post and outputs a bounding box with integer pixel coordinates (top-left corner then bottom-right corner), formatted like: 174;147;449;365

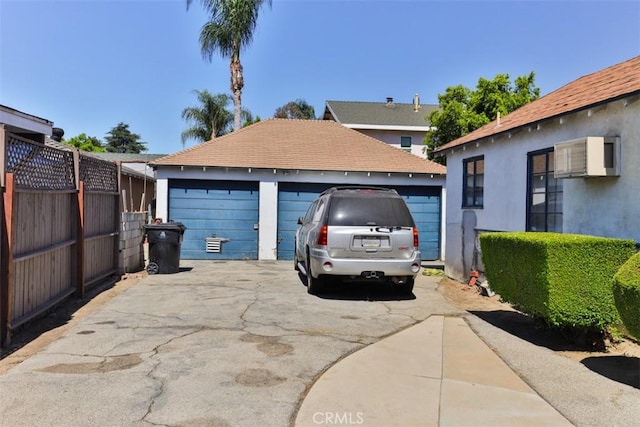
0;125;5;344
0;125;5;188
76;181;85;297
114;162;121;277
1;173;15;345
74;151;85;297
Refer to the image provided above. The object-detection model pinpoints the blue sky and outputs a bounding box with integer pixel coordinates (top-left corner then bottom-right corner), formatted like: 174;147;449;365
1;0;639;154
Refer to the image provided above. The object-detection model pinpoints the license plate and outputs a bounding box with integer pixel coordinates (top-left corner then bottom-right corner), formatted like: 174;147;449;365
362;237;380;247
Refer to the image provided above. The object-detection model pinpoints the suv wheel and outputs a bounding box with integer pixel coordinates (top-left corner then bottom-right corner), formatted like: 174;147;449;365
306;252;324;295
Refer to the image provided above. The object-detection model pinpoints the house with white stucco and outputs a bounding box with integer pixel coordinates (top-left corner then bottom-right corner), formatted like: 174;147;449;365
322;96;438;158
434;56;640;282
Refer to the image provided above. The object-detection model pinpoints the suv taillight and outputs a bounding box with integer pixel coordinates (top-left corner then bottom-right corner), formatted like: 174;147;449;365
317;225;328;246
413;227;419;248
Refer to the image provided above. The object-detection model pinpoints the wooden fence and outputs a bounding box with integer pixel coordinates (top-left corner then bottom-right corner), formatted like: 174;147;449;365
0;126;120;345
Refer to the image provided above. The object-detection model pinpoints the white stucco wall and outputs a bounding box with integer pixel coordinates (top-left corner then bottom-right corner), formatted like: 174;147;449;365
155;167;446;261
443;97;639;282
356;129;429;158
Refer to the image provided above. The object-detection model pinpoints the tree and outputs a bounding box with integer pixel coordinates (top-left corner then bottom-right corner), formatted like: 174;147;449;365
273;99;316;119
63;133;105;152
181;90;234;145
104;123;147;153
187;0;272;132
425;72;540;164
242;112;261;127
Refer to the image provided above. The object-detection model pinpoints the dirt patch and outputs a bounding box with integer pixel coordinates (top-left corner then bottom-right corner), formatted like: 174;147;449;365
435;275;640;362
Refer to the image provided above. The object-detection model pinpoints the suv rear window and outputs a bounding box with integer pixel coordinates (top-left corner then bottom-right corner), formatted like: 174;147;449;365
327;195;414;227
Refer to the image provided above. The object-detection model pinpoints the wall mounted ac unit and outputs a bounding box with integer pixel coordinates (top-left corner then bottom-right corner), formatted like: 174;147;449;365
554;136;620;178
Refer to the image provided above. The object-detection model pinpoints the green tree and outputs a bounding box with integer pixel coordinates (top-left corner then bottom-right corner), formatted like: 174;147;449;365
274;99;316;119
187;0;272;132
104;123;147;153
242;112;261;127
63;133;105;152
425;72;540;164
181;90;234;145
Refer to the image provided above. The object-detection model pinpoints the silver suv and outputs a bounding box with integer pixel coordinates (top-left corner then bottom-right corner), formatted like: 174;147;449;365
295;186;421;295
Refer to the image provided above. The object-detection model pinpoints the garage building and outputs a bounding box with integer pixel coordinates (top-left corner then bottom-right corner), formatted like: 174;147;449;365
152;119;446;261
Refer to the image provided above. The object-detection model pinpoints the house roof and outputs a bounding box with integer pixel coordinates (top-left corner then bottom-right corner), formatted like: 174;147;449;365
87;153;168;163
323;99;438;130
152;119;446;175
43;137;156;180
435;56;640;153
44;137;73;151
1;104;53;136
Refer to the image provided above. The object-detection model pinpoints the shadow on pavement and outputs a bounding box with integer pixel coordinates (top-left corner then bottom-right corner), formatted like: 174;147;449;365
471;309;640;388
581;356;640;389
0;277;121;361
470;310;584;351
297;274;415;301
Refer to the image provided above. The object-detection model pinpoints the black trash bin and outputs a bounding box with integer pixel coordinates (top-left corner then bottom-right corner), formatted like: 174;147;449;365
144;222;187;274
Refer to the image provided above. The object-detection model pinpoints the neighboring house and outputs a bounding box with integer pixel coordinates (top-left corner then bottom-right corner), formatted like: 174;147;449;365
434;56;640;282
152;119;446;262
0;104;53;143
322;96;438;158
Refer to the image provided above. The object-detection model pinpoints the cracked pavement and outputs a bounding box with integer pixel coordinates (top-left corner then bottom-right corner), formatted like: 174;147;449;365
0;260;462;427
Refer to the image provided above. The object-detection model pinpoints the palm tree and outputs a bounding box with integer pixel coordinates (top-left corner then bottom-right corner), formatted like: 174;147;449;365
187;0;272;131
181;90;233;146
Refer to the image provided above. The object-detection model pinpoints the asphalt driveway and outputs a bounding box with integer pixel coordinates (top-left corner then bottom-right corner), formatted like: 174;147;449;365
0;260;463;427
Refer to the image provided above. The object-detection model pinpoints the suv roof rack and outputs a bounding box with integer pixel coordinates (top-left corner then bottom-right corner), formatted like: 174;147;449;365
320;186;398;196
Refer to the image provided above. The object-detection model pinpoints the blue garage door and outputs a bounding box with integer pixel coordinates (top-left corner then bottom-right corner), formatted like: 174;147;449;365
395;186;441;261
277;183;335;260
277;183;441;261
169;180;259;260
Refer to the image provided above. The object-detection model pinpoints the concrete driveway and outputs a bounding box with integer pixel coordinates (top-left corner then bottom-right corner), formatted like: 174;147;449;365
0;260;464;427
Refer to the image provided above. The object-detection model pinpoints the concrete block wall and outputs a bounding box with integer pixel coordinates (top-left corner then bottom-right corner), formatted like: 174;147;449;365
119;212;146;274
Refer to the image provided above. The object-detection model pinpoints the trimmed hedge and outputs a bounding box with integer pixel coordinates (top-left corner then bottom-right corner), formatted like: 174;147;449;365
613;252;640;340
480;232;636;330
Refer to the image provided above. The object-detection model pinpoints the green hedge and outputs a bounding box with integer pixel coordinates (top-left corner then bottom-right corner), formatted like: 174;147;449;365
480;232;636;330
613;252;640;340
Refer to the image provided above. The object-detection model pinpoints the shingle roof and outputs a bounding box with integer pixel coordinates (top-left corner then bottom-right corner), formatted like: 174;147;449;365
44;137;74;151
323;100;438;128
152;119;446;175
435;56;640;153
87;153;168;162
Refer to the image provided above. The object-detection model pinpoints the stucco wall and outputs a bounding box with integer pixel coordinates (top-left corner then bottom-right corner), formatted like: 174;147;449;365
562;101;639;241
356;129;429;158
444;98;639;282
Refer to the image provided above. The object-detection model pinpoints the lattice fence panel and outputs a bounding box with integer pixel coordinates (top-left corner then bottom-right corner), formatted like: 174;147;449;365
6;134;75;190
79;154;118;193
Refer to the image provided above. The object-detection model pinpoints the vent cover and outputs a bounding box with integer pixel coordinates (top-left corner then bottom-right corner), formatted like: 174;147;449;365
554;136;620;178
206;238;222;253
